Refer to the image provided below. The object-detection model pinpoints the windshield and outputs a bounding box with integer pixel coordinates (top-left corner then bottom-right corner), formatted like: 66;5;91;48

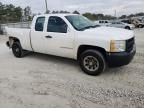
65;15;99;31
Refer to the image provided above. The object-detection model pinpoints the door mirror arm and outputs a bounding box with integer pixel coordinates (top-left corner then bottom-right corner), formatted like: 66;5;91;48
67;26;71;33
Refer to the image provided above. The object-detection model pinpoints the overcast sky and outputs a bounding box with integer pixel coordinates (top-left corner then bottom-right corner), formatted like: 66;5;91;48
1;0;144;16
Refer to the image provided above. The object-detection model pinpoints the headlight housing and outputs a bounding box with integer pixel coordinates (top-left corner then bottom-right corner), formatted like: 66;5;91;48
110;40;126;52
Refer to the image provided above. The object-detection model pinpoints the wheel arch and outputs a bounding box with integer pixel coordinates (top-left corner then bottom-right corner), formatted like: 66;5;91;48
8;36;21;48
125;26;130;29
77;45;107;61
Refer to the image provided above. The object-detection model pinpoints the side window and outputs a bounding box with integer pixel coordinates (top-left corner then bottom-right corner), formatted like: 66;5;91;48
35;17;45;31
47;16;67;33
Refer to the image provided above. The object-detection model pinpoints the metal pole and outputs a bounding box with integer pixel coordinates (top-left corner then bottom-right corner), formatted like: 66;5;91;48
45;0;48;13
114;10;117;19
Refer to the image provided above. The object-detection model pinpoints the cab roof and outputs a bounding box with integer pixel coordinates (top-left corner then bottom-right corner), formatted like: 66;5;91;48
35;14;79;17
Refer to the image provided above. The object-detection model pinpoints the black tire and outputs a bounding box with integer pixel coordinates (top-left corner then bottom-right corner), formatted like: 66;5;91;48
79;50;106;76
138;24;143;28
12;42;24;58
141;25;144;28
125;26;130;30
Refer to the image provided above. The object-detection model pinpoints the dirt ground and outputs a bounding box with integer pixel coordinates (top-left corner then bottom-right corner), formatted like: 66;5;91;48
0;29;144;108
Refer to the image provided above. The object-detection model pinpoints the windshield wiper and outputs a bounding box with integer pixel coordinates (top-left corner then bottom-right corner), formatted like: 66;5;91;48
90;24;101;28
80;26;93;30
79;25;100;31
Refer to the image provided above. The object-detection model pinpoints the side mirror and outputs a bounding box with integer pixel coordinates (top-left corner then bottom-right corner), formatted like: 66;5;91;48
67;26;71;33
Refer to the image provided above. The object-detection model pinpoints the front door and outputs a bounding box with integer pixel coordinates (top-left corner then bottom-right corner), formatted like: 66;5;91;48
31;16;74;59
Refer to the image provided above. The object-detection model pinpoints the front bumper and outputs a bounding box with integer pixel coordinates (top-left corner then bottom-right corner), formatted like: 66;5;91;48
106;46;136;67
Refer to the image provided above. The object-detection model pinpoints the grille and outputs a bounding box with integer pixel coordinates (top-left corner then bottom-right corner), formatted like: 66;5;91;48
126;37;135;52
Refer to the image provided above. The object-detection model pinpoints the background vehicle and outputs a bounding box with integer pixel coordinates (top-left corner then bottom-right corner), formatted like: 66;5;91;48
121;19;132;24
142;17;144;23
94;20;111;26
0;25;4;34
6;14;136;76
108;21;135;30
131;18;144;28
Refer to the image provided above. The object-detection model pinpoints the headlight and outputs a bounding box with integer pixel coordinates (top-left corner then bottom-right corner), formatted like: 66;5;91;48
110;40;126;52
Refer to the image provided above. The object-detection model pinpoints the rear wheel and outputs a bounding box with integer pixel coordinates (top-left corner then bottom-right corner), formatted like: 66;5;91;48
79;50;106;76
139;24;143;28
12;42;24;58
125;26;130;30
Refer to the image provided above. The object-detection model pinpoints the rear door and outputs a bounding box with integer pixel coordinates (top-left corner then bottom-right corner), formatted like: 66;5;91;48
116;22;124;28
31;16;47;53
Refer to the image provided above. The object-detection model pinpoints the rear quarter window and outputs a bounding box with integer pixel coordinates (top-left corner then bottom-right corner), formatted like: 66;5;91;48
35;17;45;31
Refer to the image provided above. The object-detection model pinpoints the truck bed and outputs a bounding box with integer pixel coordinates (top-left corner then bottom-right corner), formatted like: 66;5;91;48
6;27;33;51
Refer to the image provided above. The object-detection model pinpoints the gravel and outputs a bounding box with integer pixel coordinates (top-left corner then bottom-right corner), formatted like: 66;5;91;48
0;29;144;108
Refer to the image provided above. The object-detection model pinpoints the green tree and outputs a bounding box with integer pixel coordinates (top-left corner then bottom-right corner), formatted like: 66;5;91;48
83;12;116;20
73;10;80;14
119;15;127;19
83;13;96;20
0;2;23;23
24;6;32;21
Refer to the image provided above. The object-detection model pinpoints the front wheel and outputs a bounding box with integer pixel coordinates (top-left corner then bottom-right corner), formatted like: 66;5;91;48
139;25;143;28
12;42;24;58
79;50;106;76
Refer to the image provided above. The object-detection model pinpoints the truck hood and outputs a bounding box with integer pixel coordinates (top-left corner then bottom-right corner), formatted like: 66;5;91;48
80;27;134;40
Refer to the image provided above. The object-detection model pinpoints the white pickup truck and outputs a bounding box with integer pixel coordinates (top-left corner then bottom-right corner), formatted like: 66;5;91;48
6;14;136;75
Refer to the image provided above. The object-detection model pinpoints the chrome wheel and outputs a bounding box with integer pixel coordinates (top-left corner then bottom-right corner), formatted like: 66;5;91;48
83;56;99;71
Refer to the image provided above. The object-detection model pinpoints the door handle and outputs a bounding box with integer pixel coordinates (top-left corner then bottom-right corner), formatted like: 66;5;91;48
45;35;52;38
